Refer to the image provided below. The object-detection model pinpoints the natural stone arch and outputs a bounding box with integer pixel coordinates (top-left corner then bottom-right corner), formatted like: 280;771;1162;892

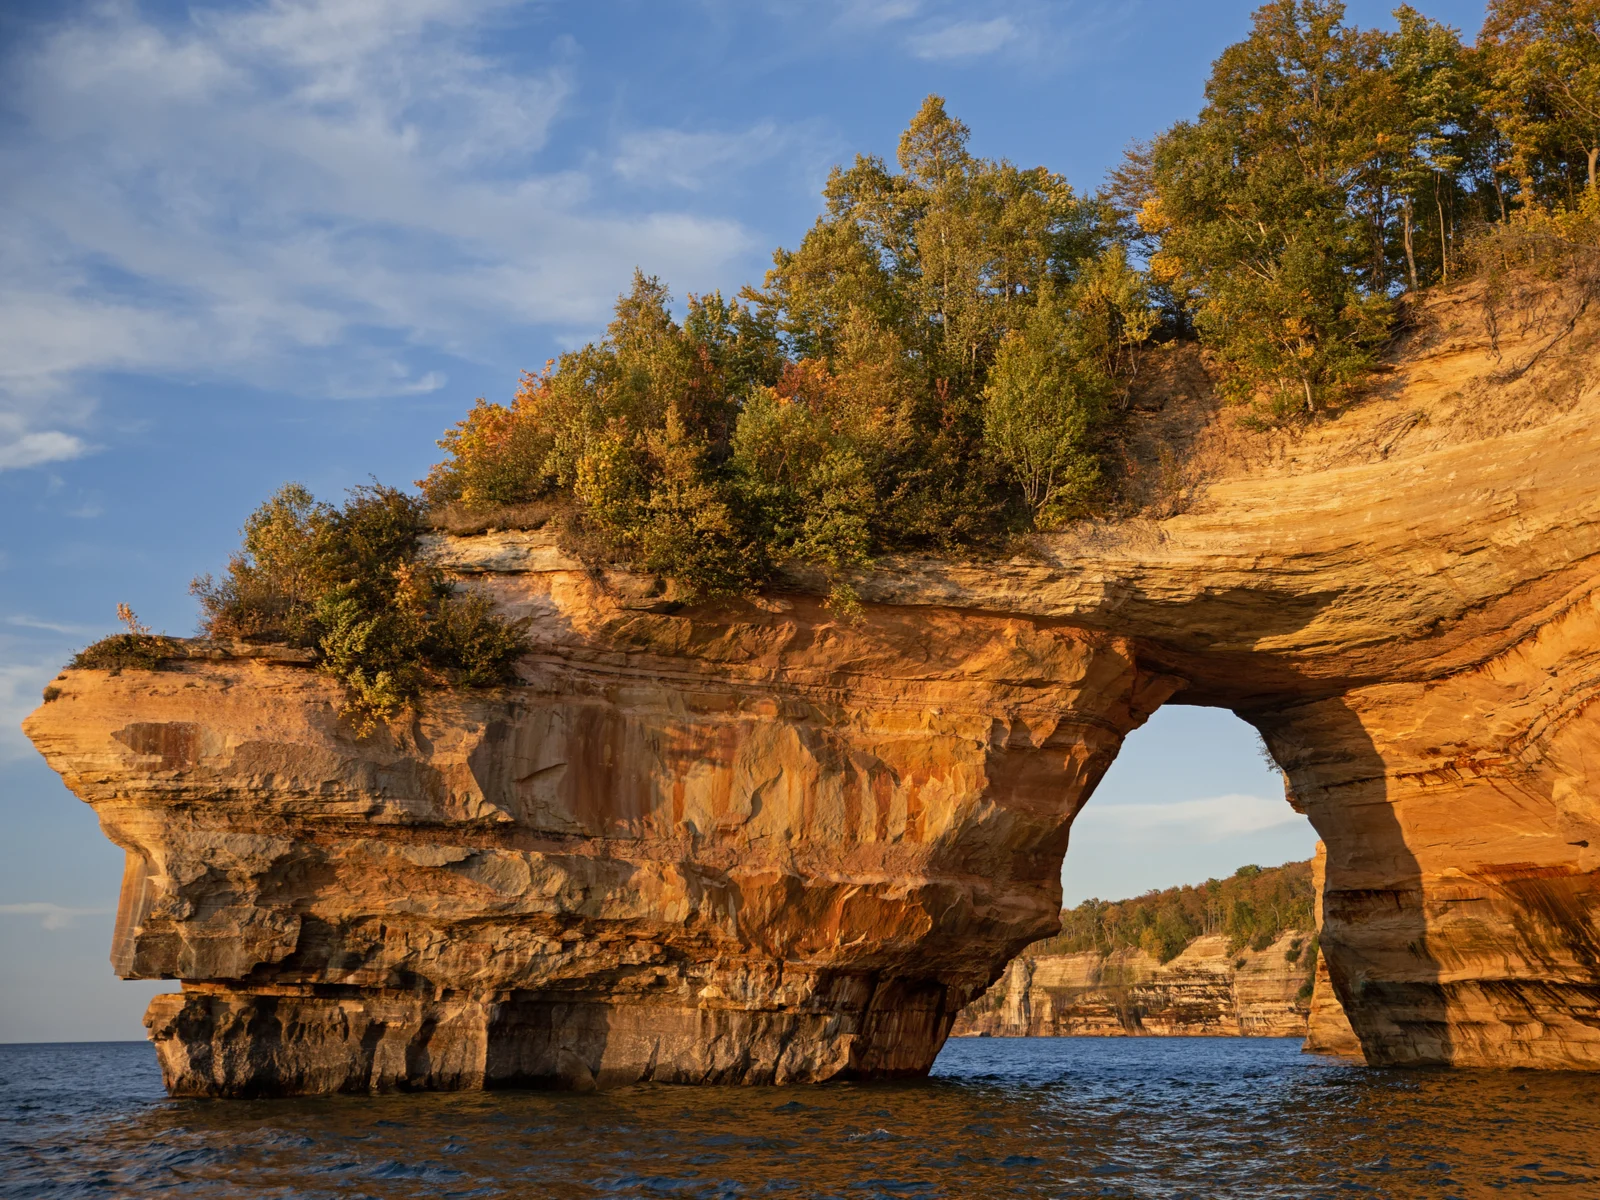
24;286;1600;1093
950;700;1324;1043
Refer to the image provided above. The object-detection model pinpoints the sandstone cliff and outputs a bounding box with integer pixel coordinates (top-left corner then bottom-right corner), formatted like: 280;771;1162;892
24;274;1600;1092
27;593;1175;1095
1303;841;1365;1058
952;930;1312;1038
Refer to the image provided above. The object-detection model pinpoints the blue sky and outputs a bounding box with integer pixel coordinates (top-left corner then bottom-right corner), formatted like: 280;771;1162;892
0;0;1489;1041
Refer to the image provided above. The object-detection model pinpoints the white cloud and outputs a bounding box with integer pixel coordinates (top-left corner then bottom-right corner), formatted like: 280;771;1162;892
0;902;113;931
1074;793;1301;843
907;16;1017;60
614;123;787;192
0;0;762;463
834;0;923;28
0;430;89;472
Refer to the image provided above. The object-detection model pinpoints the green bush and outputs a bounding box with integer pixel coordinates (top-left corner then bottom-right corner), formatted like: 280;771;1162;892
71;633;184;673
192;483;529;732
70;604;182;673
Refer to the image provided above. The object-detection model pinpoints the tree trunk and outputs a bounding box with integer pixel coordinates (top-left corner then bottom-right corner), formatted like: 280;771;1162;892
1589;146;1598;191
1435;172;1449;287
1403;198;1418;291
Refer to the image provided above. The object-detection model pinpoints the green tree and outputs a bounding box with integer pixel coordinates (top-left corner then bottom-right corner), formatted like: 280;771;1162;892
981;298;1110;522
1143;1;1398;416
1482;0;1600;201
746;95;1125;542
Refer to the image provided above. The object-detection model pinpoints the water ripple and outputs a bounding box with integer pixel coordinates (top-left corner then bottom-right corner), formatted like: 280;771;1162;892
2;1039;1598;1198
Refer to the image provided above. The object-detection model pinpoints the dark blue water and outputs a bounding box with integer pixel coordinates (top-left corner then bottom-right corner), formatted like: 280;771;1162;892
2;1038;1596;1199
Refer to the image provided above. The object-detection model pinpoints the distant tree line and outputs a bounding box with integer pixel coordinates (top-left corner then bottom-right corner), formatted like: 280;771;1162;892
1028;860;1317;965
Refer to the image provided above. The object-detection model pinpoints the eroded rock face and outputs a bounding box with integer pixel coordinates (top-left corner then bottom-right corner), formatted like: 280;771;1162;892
23;279;1600;1090
1304;843;1363;1058
26;595;1175;1096
950;931;1314;1039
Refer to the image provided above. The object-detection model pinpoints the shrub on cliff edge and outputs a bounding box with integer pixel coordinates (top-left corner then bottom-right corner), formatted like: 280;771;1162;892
191;483;529;732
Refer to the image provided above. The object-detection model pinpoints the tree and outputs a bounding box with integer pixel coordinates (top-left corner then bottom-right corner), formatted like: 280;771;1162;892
746;95;1122;540
1390;7;1476;285
1142;1;1397;416
1482;0;1600;200
981;298;1110;521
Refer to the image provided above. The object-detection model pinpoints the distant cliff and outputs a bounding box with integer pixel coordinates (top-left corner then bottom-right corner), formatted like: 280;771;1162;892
953;860;1319;1039
952;931;1313;1038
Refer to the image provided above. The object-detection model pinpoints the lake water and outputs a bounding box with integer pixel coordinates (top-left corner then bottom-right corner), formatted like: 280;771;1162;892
2;1037;1596;1198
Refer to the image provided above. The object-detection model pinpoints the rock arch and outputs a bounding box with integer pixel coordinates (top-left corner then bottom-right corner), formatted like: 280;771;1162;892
24;288;1600;1093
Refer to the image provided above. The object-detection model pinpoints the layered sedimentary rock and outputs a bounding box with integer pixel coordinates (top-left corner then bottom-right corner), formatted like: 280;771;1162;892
951;931;1313;1038
24;276;1600;1091
1303;842;1364;1058
27;593;1177;1095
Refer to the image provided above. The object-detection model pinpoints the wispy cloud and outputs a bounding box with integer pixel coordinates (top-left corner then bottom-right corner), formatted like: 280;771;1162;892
0;654;67;762
614;122;788;192
0;424;89;472
0;0;761;469
5;615;98;636
1074;794;1301;843
0;902;113;931
907;16;1017;60
834;0;923;28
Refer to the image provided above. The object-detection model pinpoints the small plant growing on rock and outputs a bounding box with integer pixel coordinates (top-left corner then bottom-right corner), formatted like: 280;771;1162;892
69;605;183;674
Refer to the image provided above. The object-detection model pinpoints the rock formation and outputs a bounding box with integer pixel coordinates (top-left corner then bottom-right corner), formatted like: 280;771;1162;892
27;592;1177;1096
952;930;1313;1039
24;275;1600;1092
1303;842;1365;1058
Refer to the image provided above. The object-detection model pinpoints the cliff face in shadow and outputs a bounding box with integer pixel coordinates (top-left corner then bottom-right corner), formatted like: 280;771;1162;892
24;276;1600;1094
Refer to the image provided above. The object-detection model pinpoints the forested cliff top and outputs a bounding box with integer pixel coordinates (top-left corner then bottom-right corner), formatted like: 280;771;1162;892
79;0;1600;729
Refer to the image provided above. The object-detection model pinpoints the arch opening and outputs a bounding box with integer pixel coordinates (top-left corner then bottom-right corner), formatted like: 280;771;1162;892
951;704;1326;1042
1063;704;1316;908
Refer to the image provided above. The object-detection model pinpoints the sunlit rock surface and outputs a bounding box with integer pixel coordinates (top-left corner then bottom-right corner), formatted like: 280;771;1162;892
951;931;1314;1039
24;278;1600;1092
28;598;1172;1096
1303;842;1364;1058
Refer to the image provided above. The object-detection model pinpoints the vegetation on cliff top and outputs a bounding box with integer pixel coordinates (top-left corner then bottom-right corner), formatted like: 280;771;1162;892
188;484;528;731
1029;859;1317;965
69;604;184;674
420;0;1600;604
421;99;1140;606
75;1;1600;720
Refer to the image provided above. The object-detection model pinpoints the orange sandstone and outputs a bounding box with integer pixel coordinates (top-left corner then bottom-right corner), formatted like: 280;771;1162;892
24;276;1600;1092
